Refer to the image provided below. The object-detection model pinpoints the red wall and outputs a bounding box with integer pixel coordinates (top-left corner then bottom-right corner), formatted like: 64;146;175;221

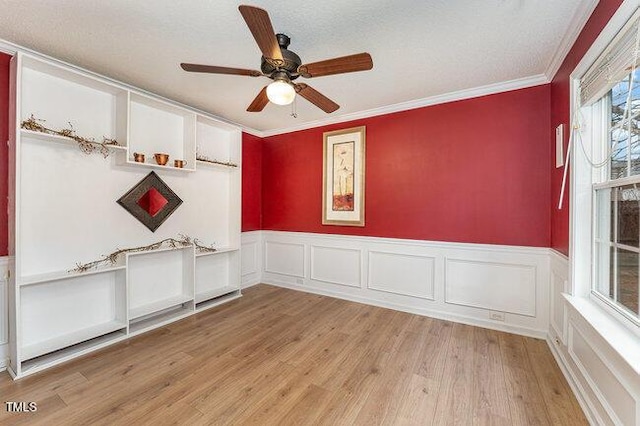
0;53;10;256
550;0;623;255
241;132;263;231
261;85;551;247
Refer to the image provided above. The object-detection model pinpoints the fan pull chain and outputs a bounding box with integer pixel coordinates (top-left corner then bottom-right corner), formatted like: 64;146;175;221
290;96;298;118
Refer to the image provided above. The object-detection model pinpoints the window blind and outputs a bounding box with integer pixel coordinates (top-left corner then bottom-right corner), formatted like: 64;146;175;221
580;9;640;106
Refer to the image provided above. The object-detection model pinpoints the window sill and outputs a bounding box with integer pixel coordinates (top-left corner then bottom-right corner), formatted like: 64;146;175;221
564;294;640;376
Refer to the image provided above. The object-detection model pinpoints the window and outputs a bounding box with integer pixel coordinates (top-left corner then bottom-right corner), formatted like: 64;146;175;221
578;12;640;328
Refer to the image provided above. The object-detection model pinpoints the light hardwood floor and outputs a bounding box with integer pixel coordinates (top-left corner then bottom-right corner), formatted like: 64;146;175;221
0;284;587;425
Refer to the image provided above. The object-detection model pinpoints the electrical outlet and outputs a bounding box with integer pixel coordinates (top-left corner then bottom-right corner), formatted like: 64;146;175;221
296;278;303;285
489;311;505;322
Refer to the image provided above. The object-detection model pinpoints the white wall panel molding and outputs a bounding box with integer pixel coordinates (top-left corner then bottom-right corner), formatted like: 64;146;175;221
310;245;361;288
547;250;640;426
445;258;536;317
259;231;550;338
367;251;435;300
0;256;10;371
568;321;636;426
241;231;262;288
264;240;305;279
549;249;569;343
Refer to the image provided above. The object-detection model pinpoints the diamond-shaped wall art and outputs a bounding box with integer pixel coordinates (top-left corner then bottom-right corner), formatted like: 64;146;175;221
117;171;183;232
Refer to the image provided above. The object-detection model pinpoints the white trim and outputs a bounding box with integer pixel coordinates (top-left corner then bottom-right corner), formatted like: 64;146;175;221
260;74;549;137
0;38;261;136
0;37;551;139
270;276;547;338
261;230;551;256
0;256;9;372
546;335;603;426
545;0;600;80
259;231;550;338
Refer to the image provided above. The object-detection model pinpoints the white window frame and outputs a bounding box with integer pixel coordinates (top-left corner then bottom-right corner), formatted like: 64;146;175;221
570;0;640;339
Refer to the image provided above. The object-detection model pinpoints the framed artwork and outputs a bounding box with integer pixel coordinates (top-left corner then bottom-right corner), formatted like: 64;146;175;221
322;126;366;226
117;171;183;232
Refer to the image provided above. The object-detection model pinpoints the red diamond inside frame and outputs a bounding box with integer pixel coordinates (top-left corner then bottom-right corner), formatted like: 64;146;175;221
117;171;182;232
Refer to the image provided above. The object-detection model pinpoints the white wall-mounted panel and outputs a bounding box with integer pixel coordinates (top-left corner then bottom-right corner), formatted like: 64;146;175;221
265;241;304;278
569;324;636;426
368;251;434;299
241;232;262;288
551;270;567;342
258;231;549;338
241;242;258;277
445;259;536;317
310;246;361;288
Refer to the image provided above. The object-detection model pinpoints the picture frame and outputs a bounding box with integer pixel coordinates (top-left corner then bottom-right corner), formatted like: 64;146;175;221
322;126;366;226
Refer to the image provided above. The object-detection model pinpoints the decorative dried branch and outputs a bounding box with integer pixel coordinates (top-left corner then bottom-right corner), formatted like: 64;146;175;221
70;234;217;273
196;155;238;168
21;115;121;158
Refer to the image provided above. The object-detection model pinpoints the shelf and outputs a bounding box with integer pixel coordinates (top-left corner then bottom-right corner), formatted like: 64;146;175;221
129;304;193;335
21;320;126;360
126;244;193;258
129;294;193;320
196;290;242;312
195;247;239;257
124;159;195;172
20;329;127;378
195;285;240;304
20;129;127;152
196;159;239;170
20;264;126;287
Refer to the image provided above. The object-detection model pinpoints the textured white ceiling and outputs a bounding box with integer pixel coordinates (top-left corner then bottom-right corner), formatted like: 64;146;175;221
0;0;589;132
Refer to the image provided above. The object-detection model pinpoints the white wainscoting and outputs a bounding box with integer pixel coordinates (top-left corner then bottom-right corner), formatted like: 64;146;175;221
546;250;640;426
240;231;262;288
259;231;550;338
0;256;9;371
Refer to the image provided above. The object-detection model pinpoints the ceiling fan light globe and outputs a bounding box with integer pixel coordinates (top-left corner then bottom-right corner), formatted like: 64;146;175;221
266;80;296;105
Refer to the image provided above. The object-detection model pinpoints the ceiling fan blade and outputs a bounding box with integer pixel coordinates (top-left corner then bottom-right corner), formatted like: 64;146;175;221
238;5;283;61
180;63;262;77
294;84;339;113
247;86;270;112
298;53;373;78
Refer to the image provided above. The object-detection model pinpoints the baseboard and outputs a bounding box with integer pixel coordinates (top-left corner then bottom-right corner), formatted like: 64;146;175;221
263;277;547;339
260;230;550;339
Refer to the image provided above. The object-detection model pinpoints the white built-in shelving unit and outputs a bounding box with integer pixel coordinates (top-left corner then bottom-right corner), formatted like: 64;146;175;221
7;52;242;378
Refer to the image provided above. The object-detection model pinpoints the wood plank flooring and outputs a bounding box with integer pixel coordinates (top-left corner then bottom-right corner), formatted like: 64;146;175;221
0;284;587;425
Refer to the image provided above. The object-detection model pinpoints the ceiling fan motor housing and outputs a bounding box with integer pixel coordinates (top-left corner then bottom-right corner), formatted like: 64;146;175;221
261;33;302;80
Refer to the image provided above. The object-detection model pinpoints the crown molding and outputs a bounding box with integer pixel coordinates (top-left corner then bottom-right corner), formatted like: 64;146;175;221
0;38;549;139
0;38;266;136
544;0;600;81
259;74;549;137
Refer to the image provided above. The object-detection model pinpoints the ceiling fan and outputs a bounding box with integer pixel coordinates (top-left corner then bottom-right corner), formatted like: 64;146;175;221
180;5;373;114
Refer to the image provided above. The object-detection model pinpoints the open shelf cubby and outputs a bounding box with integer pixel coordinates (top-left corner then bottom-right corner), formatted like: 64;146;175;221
195;116;241;170
127;246;195;321
195;249;240;304
127;93;196;171
20;55;128;148
19;268;127;360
